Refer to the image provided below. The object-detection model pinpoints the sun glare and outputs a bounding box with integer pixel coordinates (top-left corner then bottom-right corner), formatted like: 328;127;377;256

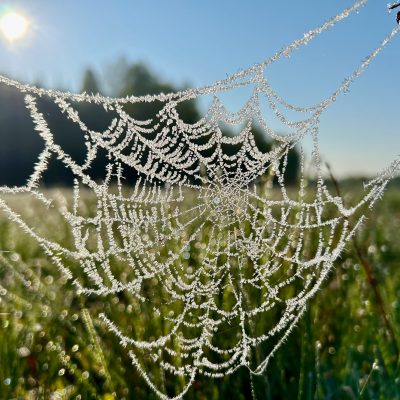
0;12;29;42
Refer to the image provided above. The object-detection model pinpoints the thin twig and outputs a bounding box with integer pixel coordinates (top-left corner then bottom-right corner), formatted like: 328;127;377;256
388;2;400;11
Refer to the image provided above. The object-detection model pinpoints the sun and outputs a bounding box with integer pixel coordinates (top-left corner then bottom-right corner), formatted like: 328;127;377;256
0;12;29;42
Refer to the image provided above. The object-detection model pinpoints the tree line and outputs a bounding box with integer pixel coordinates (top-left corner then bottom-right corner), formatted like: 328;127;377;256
0;61;299;186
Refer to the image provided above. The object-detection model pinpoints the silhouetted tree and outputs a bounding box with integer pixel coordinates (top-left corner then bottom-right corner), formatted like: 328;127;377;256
116;62;200;124
81;68;102;94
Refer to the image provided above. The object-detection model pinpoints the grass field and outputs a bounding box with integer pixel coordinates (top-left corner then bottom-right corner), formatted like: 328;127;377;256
0;184;400;400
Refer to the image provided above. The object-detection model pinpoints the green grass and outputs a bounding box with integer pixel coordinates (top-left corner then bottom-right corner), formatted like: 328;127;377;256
0;186;400;399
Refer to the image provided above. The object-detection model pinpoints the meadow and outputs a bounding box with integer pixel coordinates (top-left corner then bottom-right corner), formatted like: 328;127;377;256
0;183;400;400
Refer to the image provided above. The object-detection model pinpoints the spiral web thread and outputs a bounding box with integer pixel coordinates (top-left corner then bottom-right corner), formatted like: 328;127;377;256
0;1;399;398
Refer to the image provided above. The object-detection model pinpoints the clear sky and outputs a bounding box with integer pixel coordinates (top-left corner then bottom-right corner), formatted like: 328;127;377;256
0;1;399;177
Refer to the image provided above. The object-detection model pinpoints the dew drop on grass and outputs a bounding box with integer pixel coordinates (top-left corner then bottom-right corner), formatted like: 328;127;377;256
10;253;20;262
3;378;11;385
82;371;90;379
71;313;79;321
17;346;31;357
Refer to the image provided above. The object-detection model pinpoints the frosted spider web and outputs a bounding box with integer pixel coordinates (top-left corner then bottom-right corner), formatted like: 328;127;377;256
0;1;399;398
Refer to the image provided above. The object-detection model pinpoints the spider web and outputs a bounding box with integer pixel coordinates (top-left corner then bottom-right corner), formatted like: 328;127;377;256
0;1;399;398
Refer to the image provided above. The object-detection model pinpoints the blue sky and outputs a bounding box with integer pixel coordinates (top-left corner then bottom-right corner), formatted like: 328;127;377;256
0;1;399;177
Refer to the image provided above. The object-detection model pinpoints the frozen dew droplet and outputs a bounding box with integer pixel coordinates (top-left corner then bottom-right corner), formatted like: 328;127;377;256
17;346;31;357
82;371;90;380
10;253;20;262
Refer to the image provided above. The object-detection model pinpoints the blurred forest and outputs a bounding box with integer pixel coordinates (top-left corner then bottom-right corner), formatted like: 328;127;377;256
0;61;300;187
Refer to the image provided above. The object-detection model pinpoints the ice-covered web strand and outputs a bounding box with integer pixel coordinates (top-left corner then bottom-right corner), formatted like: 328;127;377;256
0;1;400;400
0;0;368;106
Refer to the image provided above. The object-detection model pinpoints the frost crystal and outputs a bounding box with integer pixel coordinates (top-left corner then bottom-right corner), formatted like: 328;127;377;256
0;1;399;398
